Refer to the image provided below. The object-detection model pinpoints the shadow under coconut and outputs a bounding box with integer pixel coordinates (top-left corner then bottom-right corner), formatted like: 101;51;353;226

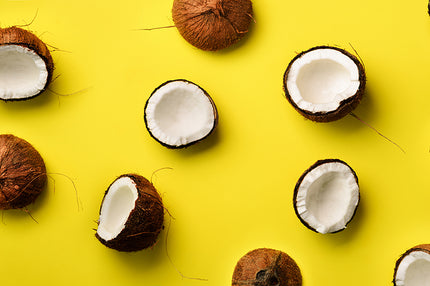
0;184;49;223
173;127;221;156
325;86;376;133
113;225;167;271
0;90;59;111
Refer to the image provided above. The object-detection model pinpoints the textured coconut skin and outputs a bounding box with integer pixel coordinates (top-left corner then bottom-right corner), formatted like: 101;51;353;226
172;0;253;51
96;174;164;252
293;159;360;234
283;46;366;122
0;134;47;209
393;244;430;285
232;248;302;286
144;79;218;149
0;26;54;101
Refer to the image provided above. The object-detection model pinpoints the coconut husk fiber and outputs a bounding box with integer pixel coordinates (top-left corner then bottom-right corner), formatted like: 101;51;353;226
0;134;47;210
232;248;302;286
172;0;253;51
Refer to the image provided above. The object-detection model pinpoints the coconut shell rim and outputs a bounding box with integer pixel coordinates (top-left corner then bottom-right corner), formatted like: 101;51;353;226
293;158;360;234
0;26;54;101
283;45;366;122
144;79;219;149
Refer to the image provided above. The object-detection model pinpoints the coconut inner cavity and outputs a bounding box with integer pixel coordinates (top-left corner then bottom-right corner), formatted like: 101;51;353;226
396;251;430;286
97;177;139;241
145;80;216;147
286;48;360;113
0;45;48;100
295;161;359;233
306;171;351;226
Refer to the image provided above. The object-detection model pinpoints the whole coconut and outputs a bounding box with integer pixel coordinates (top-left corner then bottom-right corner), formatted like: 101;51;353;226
172;0;253;51
232;248;302;286
0;134;47;209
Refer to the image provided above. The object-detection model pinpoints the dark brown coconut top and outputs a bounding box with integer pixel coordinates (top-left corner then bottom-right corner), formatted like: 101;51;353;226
0;26;54;101
172;0;253;51
0;134;47;209
283;46;366;122
232;248;302;286
96;174;164;252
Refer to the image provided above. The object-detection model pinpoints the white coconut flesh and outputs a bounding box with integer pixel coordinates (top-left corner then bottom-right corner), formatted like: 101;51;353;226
0;45;48;100
295;162;359;233
97;177;139;241
395;251;430;286
145;80;216;147
286;48;360;113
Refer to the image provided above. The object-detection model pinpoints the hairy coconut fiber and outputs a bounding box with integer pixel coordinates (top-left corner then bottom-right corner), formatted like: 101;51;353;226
0;26;54;100
0;134;47;209
232;248;302;286
283;46;366;122
96;174;164;252
172;0;253;51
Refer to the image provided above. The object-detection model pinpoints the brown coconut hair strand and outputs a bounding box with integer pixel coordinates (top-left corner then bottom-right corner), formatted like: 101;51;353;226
350;112;405;154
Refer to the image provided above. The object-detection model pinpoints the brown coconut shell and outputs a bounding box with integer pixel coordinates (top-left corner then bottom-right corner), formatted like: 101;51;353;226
232;248;302;286
393;244;430;285
293;159;359;234
0;134;47;209
0;26;54;101
144;79;218;149
283;46;366;122
96;174;164;252
172;0;253;51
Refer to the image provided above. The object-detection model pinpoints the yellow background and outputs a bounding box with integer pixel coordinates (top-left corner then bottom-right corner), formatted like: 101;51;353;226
0;0;429;285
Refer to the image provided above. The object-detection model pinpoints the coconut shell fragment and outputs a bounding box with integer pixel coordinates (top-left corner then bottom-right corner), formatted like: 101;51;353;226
172;0;253;51
232;248;302;286
283;46;366;122
96;174;164;252
0;26;54;101
0;134;47;210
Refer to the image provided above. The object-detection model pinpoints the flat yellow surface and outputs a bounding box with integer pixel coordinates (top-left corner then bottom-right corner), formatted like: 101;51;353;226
0;0;429;285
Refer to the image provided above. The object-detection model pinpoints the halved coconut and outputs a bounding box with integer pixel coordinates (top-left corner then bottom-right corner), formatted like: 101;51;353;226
0;26;54;101
96;174;164;252
232;248;302;286
144;79;218;148
283;46;366;122
293;159;359;234
394;244;430;286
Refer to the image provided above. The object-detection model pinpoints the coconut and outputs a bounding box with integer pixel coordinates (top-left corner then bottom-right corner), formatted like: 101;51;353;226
293;159;359;234
96;174;164;252
283;46;366;122
393;244;430;286
0;134;47;209
144;79;218;148
0;26;54;101
172;0;253;51
232;248;302;286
